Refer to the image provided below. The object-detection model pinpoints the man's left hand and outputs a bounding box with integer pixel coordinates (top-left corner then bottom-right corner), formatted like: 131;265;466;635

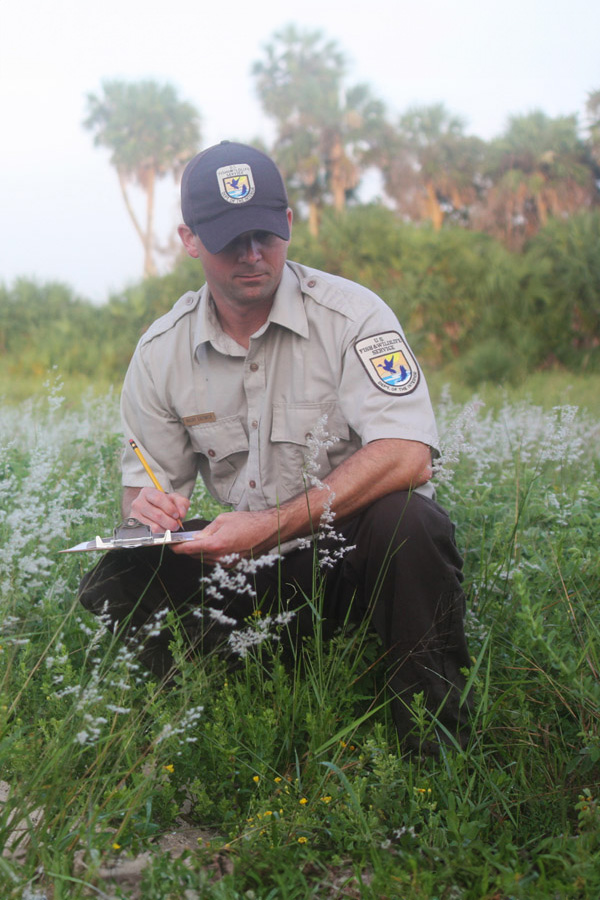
172;508;280;563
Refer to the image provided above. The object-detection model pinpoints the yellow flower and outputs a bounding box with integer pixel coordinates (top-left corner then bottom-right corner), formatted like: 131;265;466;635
253;775;260;783
299;797;308;805
274;776;282;783
163;763;174;773
112;842;121;851
320;795;332;804
298;836;308;844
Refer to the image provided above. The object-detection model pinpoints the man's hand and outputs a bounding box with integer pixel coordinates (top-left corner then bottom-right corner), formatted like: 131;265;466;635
124;486;190;533
170;508;280;563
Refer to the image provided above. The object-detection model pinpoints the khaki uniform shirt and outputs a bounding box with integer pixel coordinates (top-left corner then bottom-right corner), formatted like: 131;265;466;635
121;261;438;509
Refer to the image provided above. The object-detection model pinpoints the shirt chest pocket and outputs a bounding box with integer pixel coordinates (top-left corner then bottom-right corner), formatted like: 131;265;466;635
271;403;350;488
184;416;248;504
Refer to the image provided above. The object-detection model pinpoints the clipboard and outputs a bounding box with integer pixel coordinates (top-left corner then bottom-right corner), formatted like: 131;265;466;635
60;517;198;553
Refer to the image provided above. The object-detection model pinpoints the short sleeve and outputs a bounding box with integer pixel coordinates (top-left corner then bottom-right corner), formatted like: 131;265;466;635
120;346;199;498
337;304;439;452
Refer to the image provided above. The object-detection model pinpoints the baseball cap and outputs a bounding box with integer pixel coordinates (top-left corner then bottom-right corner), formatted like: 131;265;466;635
181;141;290;253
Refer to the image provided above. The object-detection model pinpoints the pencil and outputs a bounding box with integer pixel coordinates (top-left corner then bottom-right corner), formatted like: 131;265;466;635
129;439;164;492
129;439;183;529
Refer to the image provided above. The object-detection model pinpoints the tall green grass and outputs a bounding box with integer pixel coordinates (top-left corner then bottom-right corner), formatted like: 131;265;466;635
0;376;599;898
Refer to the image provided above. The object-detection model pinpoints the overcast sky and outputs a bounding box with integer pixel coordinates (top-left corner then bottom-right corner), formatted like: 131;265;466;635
1;0;598;303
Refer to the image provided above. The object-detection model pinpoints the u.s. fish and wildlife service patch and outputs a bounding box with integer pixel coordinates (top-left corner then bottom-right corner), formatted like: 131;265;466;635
216;164;256;204
354;331;420;395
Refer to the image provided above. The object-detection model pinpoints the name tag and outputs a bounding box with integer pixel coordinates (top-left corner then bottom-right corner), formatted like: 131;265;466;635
182;413;217;426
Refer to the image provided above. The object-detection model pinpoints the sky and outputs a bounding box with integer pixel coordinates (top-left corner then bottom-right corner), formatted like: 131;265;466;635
1;0;598;303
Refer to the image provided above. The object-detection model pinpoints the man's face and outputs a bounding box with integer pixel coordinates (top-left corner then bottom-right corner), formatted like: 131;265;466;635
179;210;292;310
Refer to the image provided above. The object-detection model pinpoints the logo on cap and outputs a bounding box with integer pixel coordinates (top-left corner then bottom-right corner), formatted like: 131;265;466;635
217;164;256;205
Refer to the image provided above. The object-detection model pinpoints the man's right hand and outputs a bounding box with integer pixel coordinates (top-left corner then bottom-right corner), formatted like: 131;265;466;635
123;486;190;533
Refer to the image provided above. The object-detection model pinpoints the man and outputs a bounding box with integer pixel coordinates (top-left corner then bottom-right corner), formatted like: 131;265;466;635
79;141;472;752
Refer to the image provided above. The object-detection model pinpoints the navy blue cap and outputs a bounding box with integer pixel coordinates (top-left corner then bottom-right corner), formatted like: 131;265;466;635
181;141;290;253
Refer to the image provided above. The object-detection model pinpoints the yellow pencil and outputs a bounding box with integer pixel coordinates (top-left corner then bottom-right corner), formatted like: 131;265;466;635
129;439;164;492
129;439;183;529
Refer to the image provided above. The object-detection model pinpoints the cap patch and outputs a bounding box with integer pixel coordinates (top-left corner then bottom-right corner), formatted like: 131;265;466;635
355;331;420;395
217;164;256;204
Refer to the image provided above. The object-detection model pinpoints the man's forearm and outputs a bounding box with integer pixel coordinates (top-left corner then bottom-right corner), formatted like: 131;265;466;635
274;438;432;544
164;438;432;562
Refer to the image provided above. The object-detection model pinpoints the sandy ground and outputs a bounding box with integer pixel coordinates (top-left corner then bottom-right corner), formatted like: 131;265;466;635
73;822;233;899
1;780;232;898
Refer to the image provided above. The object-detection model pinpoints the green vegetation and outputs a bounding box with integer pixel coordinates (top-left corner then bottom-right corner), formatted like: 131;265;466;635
2;209;599;403
0;379;598;898
1;29;597;894
2;53;600;891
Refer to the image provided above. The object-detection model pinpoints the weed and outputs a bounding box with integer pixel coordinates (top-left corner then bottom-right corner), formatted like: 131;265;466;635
0;378;599;898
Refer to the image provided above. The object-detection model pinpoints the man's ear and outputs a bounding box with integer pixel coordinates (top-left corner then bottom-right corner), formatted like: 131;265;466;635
286;208;293;238
178;224;200;258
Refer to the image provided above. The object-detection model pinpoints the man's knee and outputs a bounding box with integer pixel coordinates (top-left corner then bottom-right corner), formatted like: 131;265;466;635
356;490;453;550
343;489;465;607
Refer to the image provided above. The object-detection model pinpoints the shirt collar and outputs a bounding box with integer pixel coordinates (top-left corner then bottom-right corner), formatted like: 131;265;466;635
193;262;309;355
264;263;309;339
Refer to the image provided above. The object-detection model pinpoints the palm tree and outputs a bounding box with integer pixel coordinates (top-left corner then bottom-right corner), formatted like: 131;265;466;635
252;26;387;236
84;80;201;277
476;111;597;248
380;104;485;230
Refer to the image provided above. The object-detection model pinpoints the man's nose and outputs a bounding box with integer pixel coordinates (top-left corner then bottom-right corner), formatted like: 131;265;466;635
237;234;262;262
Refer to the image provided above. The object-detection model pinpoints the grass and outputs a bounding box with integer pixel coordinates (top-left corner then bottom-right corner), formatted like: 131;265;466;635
0;373;599;898
427;368;600;417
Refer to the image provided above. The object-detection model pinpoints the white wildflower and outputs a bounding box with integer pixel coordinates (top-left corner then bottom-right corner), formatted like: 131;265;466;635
207;608;238;626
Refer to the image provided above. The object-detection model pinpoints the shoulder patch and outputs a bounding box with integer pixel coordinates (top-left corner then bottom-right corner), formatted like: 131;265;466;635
354;331;420;395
